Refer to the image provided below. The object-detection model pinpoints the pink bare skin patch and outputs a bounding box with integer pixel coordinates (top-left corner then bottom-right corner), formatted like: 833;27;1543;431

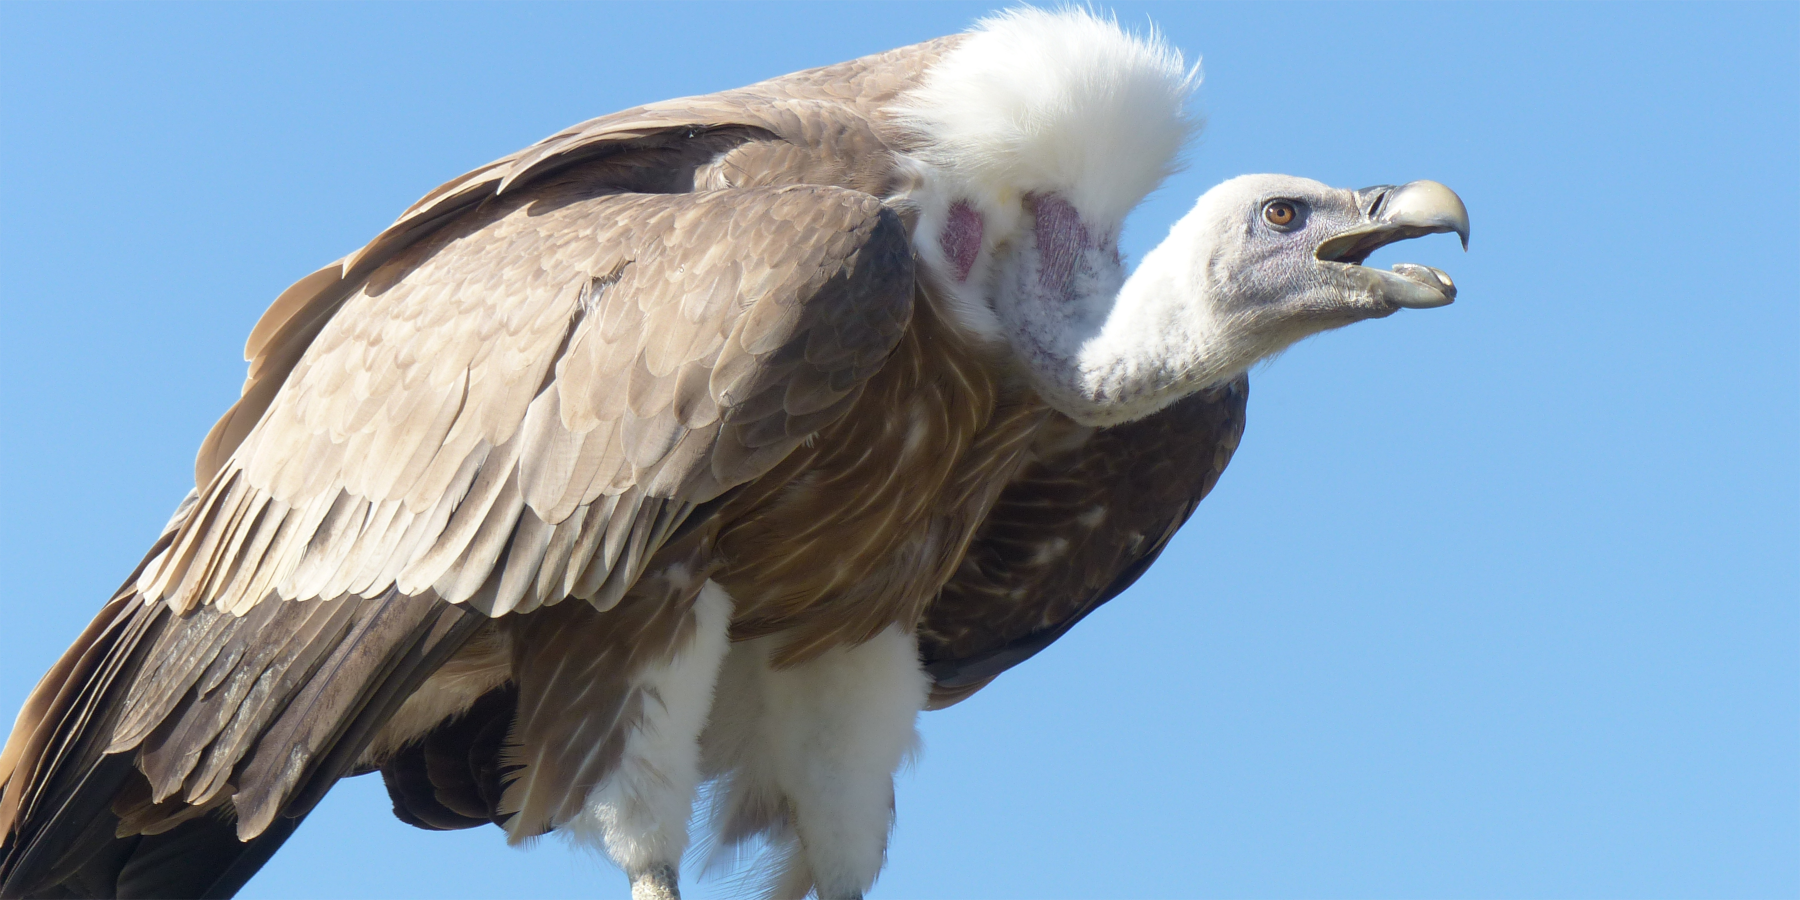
1033;193;1091;298
940;201;983;282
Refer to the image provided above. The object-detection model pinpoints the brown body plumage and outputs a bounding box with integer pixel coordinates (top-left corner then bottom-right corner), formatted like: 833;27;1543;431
0;29;1248;899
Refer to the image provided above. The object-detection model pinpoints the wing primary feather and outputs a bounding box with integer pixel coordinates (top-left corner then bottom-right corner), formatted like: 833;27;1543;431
110;607;240;754
180;598;365;805
248;598;481;838
229;592;478;839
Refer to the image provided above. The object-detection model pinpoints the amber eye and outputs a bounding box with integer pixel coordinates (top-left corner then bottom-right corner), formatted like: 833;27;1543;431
1263;200;1297;227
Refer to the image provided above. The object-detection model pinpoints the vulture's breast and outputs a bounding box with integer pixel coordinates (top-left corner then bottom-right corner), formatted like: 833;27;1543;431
712;291;1050;666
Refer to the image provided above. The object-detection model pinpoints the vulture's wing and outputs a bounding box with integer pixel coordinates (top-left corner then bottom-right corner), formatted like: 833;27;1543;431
917;378;1249;708
158;181;911;622
190;35;951;496
0;161;915;898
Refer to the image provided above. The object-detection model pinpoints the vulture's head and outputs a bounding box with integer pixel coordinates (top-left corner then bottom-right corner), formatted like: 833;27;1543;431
891;8;1470;426
1145;174;1469;380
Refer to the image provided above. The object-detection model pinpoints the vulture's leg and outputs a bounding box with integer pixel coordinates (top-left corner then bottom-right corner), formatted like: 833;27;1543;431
562;581;734;900
702;626;928;899
625;863;680;900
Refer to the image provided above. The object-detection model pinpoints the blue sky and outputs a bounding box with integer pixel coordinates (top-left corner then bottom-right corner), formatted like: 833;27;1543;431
1;3;1794;898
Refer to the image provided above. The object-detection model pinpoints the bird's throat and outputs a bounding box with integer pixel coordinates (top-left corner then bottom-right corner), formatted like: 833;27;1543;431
997;207;1235;428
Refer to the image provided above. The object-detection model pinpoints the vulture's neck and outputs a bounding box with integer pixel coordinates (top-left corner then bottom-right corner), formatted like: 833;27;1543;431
1003;204;1249;427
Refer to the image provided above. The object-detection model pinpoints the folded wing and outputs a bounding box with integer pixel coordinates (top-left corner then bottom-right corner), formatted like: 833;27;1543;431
918;378;1249;708
0;171;914;899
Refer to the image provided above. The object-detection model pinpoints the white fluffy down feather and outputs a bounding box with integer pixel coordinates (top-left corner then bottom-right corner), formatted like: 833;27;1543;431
888;8;1198;344
892;7;1198;229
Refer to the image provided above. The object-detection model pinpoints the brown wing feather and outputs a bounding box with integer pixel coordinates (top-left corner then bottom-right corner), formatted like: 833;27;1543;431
142;182;914;629
0;518;479;897
5;37;937;896
5;167;915;900
192;36;956;491
4;184;913;875
917;378;1250;708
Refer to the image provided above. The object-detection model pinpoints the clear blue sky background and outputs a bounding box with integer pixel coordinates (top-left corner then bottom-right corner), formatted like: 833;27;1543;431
2;3;1795;898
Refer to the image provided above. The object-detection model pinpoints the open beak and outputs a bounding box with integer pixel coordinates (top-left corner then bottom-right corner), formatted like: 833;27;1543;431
1315;180;1470;310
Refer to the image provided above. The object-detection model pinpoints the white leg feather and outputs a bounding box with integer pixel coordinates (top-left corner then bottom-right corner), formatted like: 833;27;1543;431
701;627;928;899
563;581;734;896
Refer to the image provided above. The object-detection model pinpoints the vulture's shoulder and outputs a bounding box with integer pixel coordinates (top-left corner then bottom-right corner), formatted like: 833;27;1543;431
919;378;1250;707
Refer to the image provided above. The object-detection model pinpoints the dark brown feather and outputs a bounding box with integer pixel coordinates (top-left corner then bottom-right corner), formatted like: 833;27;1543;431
712;296;1051;666
918;378;1250;706
0;585;479;897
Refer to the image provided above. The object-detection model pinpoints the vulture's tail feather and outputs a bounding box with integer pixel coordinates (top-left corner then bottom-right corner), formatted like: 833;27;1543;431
379;684;519;832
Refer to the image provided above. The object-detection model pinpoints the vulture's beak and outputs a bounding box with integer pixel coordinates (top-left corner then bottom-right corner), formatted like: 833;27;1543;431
1315;180;1471;310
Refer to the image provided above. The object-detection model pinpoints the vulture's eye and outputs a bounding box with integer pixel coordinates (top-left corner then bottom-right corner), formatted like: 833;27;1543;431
1263;200;1299;228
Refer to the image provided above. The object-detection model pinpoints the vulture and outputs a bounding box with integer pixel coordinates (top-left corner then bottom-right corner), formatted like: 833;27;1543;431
0;8;1468;900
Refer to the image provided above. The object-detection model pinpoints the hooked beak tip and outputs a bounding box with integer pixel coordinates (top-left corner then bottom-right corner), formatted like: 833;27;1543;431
1383;180;1470;249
